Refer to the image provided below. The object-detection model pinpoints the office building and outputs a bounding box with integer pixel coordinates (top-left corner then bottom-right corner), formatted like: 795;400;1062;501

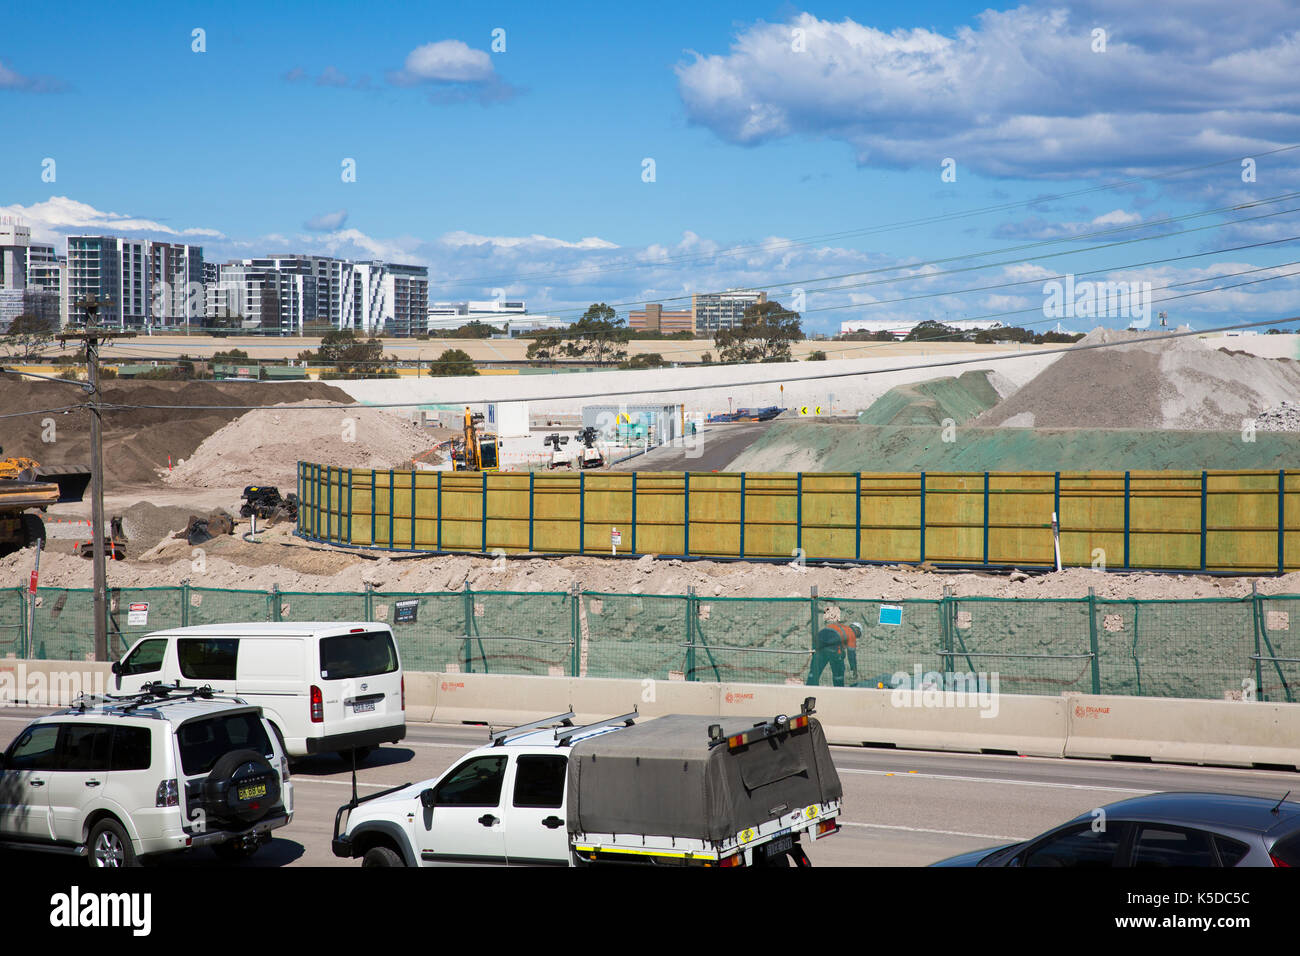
691;290;767;335
629;303;693;334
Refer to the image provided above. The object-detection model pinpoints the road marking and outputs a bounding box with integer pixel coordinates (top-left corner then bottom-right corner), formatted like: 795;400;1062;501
841;768;1153;795
839;821;1028;842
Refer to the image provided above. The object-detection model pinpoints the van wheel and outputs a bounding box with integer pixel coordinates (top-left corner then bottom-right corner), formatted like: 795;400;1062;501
339;747;373;765
362;845;403;867
88;819;138;868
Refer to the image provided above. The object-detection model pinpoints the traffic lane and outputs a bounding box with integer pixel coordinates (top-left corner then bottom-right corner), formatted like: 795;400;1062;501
610;422;770;472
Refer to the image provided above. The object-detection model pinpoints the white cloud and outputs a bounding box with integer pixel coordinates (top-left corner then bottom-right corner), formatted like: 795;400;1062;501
393;40;494;85
303;209;348;231
676;5;1300;179
0;197;226;244
0;58;64;93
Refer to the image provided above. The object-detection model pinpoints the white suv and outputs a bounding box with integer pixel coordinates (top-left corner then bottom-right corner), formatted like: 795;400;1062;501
0;686;294;867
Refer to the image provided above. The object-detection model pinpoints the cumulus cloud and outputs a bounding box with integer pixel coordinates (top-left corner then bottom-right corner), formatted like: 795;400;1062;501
388;39;518;104
0;197;225;245
303;210;349;231
676;3;1300;180
0;58;65;93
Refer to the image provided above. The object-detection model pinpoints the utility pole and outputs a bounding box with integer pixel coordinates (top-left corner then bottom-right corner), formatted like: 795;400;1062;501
60;296;134;661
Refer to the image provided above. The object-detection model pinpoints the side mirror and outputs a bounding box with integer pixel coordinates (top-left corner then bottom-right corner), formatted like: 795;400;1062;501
420;788;436;810
110;661;121;676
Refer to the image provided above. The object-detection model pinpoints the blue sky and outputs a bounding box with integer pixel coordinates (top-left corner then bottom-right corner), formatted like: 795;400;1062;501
3;0;1300;333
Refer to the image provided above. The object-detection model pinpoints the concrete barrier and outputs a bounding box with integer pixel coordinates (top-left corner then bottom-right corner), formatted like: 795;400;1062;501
1063;693;1300;769
718;681;1068;756
0;660;114;706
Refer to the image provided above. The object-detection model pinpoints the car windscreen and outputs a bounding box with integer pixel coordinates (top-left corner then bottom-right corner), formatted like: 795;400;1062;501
177;711;272;776
319;631;398;681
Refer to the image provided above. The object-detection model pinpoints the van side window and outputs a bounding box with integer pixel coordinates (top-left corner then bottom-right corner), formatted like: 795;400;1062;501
120;639;167;676
512;755;567;809
434;756;507;807
178;638;239;681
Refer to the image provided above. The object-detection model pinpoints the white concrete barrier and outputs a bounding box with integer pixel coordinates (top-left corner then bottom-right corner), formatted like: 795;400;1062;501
1063;693;1300;769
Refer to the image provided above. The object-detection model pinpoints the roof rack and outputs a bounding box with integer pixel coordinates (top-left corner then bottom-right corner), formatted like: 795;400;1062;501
554;708;638;747
67;682;249;716
490;711;576;747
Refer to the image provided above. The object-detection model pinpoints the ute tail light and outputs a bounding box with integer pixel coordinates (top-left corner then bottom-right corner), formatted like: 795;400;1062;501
718;854;745;867
156;779;179;807
310;685;324;723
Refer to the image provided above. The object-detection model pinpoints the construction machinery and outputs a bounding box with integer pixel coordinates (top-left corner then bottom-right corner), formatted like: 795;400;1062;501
543;433;572;470
452;406;499;471
239;485;299;525
0;449;92;557
576;426;605;469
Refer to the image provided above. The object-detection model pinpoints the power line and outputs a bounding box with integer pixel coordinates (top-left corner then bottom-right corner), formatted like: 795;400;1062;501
93;313;1300;412
431;143;1300;289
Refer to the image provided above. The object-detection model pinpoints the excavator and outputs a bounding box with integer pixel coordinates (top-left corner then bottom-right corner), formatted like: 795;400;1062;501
451;406;499;471
0;450;92;556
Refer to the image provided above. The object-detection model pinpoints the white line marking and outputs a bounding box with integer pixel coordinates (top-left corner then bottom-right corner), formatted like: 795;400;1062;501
838;821;1027;842
291;778;394;790
840;768;1153;794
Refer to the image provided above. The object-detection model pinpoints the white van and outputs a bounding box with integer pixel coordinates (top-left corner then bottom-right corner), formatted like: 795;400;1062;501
111;622;405;762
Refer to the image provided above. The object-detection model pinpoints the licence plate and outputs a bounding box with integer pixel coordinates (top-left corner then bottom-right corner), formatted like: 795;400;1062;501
237;783;267;801
764;835;793;857
353;701;375;713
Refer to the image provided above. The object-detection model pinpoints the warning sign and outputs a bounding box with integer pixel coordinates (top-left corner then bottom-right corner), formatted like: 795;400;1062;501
128;603;149;626
394;599;419;624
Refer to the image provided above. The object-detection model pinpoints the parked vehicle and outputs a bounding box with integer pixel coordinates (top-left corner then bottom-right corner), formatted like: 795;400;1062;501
332;698;843;867
0;685;293;866
112;622;406;762
932;792;1300;867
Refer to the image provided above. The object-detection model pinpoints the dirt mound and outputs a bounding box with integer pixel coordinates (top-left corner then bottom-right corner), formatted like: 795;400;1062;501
119;501;203;550
164;400;436;489
0;376;351;490
973;329;1300;430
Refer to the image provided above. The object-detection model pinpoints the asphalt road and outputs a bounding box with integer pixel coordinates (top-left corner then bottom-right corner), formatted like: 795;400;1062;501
4;708;1298;869
611;422;772;472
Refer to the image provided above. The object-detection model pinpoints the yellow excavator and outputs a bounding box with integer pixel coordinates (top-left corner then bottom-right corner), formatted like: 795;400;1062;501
0;450;92;556
451;407;499;471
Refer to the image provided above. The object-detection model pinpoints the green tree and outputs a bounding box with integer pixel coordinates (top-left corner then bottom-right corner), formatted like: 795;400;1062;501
447;320;496;339
430;348;478;376
807;350;827;361
620;352;666;369
1;313;58;362
527;304;629;366
298;328;387;376
904;320;961;342
714;301;803;364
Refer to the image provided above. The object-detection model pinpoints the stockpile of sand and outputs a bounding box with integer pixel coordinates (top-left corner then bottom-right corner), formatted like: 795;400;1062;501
164;401;435;489
974;329;1300;430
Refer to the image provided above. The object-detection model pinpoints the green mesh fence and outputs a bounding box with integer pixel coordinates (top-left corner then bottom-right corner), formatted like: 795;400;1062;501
3;584;1299;704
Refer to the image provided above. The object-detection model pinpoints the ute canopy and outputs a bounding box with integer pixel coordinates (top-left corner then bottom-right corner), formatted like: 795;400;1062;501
566;714;842;842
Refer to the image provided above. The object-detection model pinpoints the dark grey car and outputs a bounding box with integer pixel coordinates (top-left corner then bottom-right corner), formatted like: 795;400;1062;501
932;792;1300;867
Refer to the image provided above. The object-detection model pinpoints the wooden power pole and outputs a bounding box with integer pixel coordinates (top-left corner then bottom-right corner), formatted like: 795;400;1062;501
60;302;134;661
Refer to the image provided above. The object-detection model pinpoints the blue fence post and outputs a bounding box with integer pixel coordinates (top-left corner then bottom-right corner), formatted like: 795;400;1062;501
796;473;803;557
326;466;332;542
347;470;353;545
411;470;417;551
1278;469;1286;574
983;471;990;567
855;471;862;561
1200;470;1208;571
738;473;746;559
1123;471;1131;570
528;472;535;553
683;472;691;556
919;472;926;564
370;470;376;547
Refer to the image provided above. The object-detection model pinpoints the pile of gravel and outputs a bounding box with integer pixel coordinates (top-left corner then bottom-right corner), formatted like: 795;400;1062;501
1255;401;1300;432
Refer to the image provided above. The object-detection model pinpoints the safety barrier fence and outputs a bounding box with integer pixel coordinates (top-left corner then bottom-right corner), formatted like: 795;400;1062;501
5;584;1297;703
297;464;1300;574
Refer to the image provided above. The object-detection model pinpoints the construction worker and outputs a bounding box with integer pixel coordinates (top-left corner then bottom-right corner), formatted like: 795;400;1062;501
806;621;862;687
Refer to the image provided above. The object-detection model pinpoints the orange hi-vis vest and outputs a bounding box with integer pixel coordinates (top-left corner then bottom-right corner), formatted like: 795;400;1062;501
820;622;858;655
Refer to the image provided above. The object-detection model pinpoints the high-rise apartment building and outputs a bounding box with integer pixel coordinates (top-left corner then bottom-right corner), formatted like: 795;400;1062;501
691;290;767;335
149;242;205;327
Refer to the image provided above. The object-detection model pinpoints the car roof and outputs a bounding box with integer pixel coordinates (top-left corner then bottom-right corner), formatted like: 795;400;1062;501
139;622;389;639
1088;791;1300;835
44;695;261;724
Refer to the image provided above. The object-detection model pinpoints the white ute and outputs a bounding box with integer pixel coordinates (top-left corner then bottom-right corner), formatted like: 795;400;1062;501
332;697;842;867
